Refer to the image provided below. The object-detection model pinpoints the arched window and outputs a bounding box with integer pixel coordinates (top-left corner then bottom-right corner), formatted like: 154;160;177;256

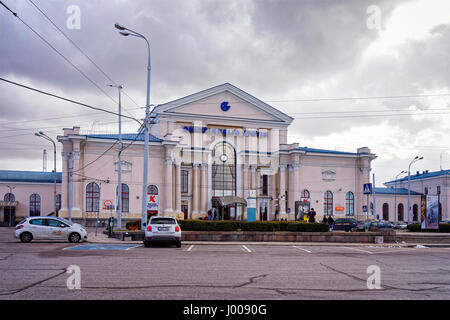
4;193;15;202
324;191;333;216
29;193;41;216
413;204;418;222
345;192;354;216
116;184;129;213
301;189;310;199
383;203;389;221
86;182;100;212
398;203;404;221
56;194;61;211
212;141;236;197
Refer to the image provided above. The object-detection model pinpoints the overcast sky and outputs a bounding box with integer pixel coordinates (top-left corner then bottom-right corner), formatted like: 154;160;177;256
0;0;449;186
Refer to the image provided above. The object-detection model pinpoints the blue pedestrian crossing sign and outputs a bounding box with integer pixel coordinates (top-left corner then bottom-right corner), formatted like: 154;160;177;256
363;183;372;194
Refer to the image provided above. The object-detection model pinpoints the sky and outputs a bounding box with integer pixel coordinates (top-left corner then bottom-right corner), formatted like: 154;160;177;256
0;0;449;186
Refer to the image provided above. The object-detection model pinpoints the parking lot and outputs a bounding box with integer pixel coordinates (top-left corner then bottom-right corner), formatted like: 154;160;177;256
1;227;450;300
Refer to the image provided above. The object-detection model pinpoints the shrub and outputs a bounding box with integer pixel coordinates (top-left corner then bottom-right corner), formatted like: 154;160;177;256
178;220;329;232
407;223;450;233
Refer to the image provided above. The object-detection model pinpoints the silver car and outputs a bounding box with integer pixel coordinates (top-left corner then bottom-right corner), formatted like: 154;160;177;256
143;217;181;248
14;217;87;243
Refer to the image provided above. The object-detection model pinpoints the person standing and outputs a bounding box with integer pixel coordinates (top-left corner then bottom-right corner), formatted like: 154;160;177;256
309;208;316;223
322;215;328;224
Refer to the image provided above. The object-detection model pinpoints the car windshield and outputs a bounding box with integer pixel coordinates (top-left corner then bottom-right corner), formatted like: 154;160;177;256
55;217;73;226
150;218;176;225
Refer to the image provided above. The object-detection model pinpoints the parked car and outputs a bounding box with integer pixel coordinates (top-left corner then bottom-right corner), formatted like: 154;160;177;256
358;220;393;232
14;216;87;243
332;218;359;232
439;220;450;224
144;216;181;248
391;221;408;230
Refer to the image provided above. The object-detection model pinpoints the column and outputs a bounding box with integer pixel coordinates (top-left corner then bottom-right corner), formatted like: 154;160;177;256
70;150;82;218
200;163;207;214
288;163;300;221
175;161;181;215
243;164;249;196
60;152;69;217
279;164;287;216
192;164;200;216
164;157;173;216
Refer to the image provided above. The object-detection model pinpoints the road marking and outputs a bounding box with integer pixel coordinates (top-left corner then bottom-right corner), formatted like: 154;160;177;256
186;245;194;252
241;245;252;253
342;247;373;254
292;246;312;253
125;244;142;250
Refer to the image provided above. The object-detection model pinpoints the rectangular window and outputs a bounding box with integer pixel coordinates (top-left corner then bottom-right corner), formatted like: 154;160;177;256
261;175;268;196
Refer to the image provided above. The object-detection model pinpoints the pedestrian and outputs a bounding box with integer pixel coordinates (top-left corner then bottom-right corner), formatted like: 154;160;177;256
327;215;334;230
309;208;316;223
322;215;328;224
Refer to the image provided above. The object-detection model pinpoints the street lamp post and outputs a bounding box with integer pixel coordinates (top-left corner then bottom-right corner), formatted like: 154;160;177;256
394;170;406;222
408;156;423;223
115;22;151;230
35;132;57;217
109;84;123;230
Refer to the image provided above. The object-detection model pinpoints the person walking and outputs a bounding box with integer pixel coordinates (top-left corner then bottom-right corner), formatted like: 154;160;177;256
322;215;328;224
327;215;335;230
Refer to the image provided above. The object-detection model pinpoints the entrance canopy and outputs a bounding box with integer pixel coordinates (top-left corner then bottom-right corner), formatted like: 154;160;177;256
214;196;247;207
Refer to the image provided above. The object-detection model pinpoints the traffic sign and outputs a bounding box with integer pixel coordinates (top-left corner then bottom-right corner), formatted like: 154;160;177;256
363;183;372;195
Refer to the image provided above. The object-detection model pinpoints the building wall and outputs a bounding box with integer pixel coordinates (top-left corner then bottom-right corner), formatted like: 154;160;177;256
0;182;61;221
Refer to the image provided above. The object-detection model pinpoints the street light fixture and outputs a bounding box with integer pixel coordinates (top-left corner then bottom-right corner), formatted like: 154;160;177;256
115;22;152;230
408;156;423;223
35;132;57;217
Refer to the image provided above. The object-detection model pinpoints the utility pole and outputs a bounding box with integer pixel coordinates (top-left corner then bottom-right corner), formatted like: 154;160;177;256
408;156;423;223
109;84;123;230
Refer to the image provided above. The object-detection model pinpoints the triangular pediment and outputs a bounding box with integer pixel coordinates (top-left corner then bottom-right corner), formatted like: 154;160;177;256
152;83;293;125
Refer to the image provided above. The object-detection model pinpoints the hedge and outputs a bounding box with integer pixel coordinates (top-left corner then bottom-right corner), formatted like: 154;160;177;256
126;219;330;232
407;223;450;233
178;220;329;232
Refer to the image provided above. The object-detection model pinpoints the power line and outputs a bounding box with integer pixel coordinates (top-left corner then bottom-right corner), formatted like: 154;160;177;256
1;1;137;118
26;0;141;119
0;77;142;125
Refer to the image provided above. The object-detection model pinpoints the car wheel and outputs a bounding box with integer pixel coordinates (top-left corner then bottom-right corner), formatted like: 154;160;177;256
20;232;33;243
143;241;151;248
69;233;81;243
176;241;182;248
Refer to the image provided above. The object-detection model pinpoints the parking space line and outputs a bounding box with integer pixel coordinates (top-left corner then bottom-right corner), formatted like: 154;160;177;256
241;245;252;253
186;245;195;252
342;247;373;254
125;245;142;250
292;246;312;253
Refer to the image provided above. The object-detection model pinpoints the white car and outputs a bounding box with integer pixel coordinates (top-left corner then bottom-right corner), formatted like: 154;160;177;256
143;217;181;248
14;217;87;243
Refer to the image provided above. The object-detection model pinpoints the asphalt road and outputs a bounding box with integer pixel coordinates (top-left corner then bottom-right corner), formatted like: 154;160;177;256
1;227;450;300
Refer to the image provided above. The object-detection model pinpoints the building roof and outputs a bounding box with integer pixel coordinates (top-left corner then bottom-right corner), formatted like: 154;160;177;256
298;147;357;155
86;132;162;143
385;169;450;184
0;170;62;183
373;187;422;195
